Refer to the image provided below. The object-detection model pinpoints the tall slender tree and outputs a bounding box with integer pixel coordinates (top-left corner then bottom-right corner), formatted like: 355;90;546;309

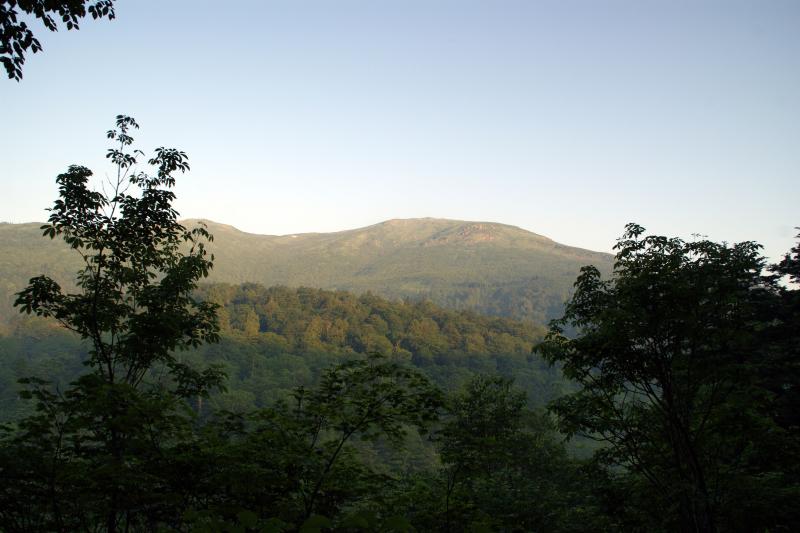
1;115;224;531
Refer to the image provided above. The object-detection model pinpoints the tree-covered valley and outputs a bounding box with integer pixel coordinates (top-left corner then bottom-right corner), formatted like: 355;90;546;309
0;284;565;425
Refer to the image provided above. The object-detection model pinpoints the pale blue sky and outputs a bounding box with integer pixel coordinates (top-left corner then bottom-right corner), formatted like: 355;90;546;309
1;0;798;261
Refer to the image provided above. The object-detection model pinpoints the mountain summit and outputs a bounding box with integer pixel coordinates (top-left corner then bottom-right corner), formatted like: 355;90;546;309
0;218;612;324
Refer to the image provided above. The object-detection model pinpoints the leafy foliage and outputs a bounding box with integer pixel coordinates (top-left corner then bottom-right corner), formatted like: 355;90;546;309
15;114;222;395
0;0;115;80
184;355;443;527
430;376;595;532
0;116;224;532
536;223;800;531
0;284;567;430
180;284;576;425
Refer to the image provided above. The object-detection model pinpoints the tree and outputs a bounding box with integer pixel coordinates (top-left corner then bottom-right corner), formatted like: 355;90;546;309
536;223;797;531
1;0;116;80
186;354;443;529
425;375;592;532
772;228;800;283
767;229;800;432
0;115;224;531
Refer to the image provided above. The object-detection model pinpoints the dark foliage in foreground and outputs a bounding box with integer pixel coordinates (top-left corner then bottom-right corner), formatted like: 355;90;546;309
0;119;797;531
536;224;800;532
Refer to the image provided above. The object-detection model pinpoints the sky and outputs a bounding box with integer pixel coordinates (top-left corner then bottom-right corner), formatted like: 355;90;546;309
1;0;798;261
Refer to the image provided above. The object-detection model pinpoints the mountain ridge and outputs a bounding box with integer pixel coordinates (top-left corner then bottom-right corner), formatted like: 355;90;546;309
0;217;613;325
182;217;598;254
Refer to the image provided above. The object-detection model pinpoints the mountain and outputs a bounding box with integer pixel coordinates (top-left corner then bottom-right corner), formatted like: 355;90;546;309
0;218;613;325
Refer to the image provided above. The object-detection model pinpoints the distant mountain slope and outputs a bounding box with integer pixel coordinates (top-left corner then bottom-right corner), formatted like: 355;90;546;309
0;218;613;324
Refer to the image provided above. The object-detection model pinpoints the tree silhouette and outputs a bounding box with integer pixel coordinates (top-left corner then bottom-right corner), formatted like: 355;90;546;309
536;223;798;531
1;0;115;80
1;115;223;531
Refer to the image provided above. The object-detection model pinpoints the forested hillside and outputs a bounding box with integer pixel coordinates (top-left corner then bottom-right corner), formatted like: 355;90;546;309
0;218;613;325
0;284;563;423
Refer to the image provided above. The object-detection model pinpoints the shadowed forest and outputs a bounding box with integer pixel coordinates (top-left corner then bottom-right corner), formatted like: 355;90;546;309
1;2;799;532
